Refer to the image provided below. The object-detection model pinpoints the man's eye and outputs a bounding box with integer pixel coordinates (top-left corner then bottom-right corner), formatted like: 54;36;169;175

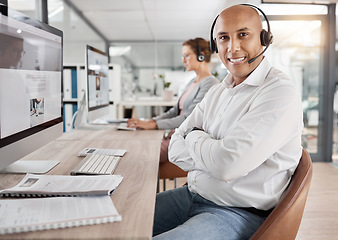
239;32;248;37
219;36;228;40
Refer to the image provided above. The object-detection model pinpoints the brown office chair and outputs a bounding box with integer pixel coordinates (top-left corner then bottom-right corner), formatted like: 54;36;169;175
158;129;188;191
159;161;187;179
250;148;313;240
158;161;187;191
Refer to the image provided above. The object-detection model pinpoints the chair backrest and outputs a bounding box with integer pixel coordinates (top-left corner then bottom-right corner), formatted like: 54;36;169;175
159;160;187;179
250;148;313;240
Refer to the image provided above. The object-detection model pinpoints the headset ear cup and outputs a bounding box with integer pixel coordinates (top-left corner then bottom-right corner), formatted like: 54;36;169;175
210;38;218;53
197;54;205;62
195;39;204;62
215;42;218;53
214;38;218;53
210;40;214;52
268;32;273;45
260;30;273;46
260;30;268;46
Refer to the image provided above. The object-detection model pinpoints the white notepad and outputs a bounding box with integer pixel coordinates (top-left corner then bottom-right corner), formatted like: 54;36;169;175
0;196;121;235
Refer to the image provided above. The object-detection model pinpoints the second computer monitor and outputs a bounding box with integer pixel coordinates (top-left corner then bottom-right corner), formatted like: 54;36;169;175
85;45;110;123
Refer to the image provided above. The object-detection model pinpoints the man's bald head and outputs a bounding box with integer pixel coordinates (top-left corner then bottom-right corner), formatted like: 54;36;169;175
217;5;263;35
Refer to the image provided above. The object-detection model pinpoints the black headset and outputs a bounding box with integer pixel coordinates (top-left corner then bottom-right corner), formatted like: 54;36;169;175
209;4;273;64
195;39;205;62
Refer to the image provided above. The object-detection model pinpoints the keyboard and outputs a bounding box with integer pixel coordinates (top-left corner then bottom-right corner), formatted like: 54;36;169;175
70;154;121;175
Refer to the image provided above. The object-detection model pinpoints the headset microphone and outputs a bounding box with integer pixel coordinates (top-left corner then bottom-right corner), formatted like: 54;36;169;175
248;45;269;64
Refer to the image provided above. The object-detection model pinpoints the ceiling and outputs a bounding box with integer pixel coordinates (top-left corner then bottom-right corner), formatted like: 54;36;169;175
65;0;337;43
63;0;262;70
7;0;338;70
65;0;255;43
64;0;337;70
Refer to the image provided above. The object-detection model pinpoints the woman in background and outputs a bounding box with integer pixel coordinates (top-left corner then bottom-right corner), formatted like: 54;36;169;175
127;37;219;163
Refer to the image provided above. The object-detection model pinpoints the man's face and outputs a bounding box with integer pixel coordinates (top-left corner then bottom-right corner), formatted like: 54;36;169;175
215;7;263;85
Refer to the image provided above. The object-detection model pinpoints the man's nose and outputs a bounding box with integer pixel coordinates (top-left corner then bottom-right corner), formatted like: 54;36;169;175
228;38;240;52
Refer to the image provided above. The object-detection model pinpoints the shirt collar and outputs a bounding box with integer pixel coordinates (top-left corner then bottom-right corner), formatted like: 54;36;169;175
223;58;272;88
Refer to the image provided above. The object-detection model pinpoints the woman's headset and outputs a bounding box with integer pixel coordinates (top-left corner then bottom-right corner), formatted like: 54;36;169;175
195;39;205;62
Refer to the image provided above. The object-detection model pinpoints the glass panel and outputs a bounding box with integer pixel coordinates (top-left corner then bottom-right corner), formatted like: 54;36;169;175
8;0;105;63
8;0;36;18
333;85;338;163
262;4;327;15
266;20;322;155
47;1;105;64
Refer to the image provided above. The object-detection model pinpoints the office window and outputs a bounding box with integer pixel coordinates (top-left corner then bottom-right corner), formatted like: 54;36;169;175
7;0;35;18
7;0;106;63
48;1;105;63
266;20;322;156
333;86;338;163
262;4;328;15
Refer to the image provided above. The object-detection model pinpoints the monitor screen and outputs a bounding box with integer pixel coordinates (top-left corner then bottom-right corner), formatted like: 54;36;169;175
86;45;109;123
0;4;63;173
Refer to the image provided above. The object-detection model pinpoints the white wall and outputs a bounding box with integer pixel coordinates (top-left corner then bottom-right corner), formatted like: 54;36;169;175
138;68;169;95
63;41;106;65
165;71;196;96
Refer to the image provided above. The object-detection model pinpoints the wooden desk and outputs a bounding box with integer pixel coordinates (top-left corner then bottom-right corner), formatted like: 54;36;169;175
57;124;164;141
0;126;164;239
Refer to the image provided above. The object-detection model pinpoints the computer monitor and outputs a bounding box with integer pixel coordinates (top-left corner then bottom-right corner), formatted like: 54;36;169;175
85;45;110;123
0;4;63;173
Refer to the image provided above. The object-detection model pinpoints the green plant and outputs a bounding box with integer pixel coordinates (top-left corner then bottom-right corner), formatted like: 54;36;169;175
212;71;219;79
159;74;171;89
164;82;171;89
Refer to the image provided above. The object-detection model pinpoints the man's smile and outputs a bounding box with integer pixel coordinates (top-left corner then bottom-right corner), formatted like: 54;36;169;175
228;57;246;64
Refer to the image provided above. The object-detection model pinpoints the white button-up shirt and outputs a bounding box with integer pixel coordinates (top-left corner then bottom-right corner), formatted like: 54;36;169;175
169;58;303;210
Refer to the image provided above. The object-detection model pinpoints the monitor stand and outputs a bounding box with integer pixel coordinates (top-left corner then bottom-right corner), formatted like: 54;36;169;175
0;160;60;174
73;91;108;130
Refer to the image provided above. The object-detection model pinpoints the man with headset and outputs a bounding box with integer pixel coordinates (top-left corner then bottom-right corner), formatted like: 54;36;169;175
153;4;303;240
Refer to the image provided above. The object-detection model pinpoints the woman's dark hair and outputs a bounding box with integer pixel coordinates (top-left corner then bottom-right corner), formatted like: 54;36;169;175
183;37;212;63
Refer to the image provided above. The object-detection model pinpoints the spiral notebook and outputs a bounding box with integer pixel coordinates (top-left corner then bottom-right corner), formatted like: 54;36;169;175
0;195;121;235
0;173;123;197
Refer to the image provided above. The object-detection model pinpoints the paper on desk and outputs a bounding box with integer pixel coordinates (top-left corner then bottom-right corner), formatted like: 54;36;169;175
0;195;121;235
0;173;123;197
